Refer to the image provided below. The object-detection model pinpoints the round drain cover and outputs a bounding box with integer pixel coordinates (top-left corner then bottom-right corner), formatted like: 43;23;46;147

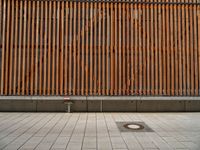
124;123;144;130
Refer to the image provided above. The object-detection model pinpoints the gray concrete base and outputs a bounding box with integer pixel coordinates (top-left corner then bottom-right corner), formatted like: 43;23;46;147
0;97;200;112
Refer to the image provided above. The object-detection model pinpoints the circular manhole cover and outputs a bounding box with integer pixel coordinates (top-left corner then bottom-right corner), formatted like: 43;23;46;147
124;123;144;130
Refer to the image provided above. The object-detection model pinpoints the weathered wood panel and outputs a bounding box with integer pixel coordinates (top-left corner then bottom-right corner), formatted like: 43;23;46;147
0;0;199;96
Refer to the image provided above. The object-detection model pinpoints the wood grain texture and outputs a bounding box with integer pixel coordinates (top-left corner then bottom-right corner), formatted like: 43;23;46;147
0;0;199;96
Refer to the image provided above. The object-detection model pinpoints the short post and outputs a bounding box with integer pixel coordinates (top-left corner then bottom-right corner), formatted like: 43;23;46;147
64;97;73;113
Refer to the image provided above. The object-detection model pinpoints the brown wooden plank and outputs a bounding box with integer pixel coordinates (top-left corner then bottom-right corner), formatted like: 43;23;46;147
98;2;102;95
47;1;52;95
193;0;199;95
26;1;31;95
5;0;11;95
0;0;2;94
189;2;195;95
146;0;150;95
174;1;179;95
43;1;48;95
186;0;190;96
134;1;138;95
114;2;118;95
170;0;175;96
39;1;44;95
34;1;40;95
89;2;93;95
138;0;142;95
0;0;6;94
106;2;109;95
85;2;89;95
119;3;126;95
185;0;190;95
130;2;133;95
81;2;85;95
17;1;23;95
56;1;60;95
93;2;97;95
142;1;147;95
162;0;166;95
181;0;187;95
122;2;126;95
150;0;154;95
102;2;105;95
166;0;170;95
118;2;122;95
51;1;56;95
178;0;183;95
30;1;35;95
110;2;114;95
154;0;159;95
9;0;15;95
60;1;64;95
158;0;162;95
21;0;27;95
77;1;81;95
198;1;200;96
64;1;69;95
126;2;130;95
73;2;77;95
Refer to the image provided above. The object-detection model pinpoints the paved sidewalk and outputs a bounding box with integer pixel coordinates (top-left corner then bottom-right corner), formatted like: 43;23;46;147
0;113;200;150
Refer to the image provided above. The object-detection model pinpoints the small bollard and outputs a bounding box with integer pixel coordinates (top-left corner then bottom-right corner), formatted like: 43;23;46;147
64;99;73;113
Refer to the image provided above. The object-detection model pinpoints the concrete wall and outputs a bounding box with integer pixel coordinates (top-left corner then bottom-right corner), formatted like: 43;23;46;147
0;96;200;112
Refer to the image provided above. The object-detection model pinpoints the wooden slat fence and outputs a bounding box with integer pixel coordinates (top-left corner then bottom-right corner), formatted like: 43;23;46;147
0;0;199;96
